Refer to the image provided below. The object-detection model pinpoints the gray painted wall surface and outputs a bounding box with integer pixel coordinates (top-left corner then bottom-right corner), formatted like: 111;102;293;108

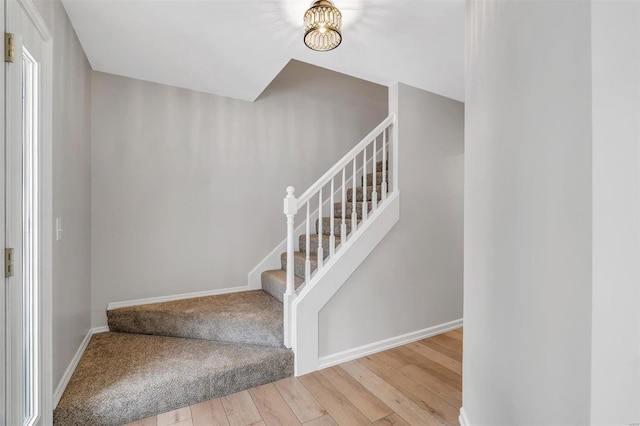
591;2;640;422
319;83;464;357
90;61;387;326
464;0;593;423
34;0;93;392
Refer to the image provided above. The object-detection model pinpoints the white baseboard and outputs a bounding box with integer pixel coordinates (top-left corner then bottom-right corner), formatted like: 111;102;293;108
459;407;470;426
318;318;463;370
106;285;249;311
53;325;119;408
53;329;91;408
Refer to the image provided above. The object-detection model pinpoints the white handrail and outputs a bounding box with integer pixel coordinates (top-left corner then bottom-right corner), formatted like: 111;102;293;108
297;114;396;206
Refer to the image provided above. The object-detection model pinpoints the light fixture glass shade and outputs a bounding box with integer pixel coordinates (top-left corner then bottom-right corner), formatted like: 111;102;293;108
304;0;342;52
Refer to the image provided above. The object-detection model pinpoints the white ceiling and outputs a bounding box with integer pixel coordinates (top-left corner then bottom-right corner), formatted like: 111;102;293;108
61;0;464;102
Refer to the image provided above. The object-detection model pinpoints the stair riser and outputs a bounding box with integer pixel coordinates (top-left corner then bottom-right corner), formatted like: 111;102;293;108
361;172;387;186
347;186;383;202
261;270;303;303
299;234;337;256
375;160;388;172
281;252;317;279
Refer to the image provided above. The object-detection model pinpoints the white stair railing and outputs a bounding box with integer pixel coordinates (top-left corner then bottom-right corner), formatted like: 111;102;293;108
282;113;397;348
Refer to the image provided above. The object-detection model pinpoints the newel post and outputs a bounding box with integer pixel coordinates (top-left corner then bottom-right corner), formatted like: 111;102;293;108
283;186;298;348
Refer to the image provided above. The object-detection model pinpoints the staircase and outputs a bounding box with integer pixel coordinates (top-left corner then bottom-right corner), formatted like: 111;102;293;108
54;114;398;425
260;161;386;303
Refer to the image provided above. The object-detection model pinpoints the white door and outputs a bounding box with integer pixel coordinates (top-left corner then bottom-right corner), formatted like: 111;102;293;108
4;1;52;425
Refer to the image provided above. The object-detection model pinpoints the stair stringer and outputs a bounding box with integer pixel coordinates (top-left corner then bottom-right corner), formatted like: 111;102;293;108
291;191;400;376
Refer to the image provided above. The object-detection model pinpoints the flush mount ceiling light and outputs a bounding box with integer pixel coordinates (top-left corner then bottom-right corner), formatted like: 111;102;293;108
304;0;342;52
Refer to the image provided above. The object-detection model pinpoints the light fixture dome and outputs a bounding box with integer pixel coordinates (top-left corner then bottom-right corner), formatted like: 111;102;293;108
303;0;342;52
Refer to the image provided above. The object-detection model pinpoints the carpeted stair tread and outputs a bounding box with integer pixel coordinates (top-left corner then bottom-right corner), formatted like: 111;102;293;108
334;201;372;219
107;290;284;347
317;217;361;236
260;269;304;303
261;269;304;303
53;332;293;426
281;251;319;279
375;160;388;172
347;185;384;202
299;233;340;255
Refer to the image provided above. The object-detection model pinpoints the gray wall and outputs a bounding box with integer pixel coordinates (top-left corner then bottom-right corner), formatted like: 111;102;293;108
591;2;640;422
464;0;593;423
319;83;464;357
34;0;92;393
90;61;388;326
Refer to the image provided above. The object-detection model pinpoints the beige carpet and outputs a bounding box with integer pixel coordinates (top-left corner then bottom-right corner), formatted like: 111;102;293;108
108;290;285;347
54;332;293;426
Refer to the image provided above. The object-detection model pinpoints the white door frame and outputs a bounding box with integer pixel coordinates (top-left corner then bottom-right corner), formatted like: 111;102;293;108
4;0;53;424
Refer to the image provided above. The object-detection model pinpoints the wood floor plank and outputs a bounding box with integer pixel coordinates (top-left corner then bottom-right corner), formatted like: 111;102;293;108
399;364;462;408
406;342;462;375
392;346;462;391
249;383;301;426
303;414;338;426
298;372;370;426
430;334;462;352
150;331;467;426
221;391;262;426
124;417;157;426
191;398;229;426
319;366;393;422
157;407;191;426
373;413;411;426
446;329;463;341
367;349;408;369
274;377;326;423
340;360;445;426
418;338;463;363
356;357;459;425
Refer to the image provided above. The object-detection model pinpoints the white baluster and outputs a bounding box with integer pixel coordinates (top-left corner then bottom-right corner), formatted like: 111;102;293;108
341;168;347;241
317;188;323;270
283;186;298;348
330;177;335;257
362;148;368;222
305;202;311;283
382;128;388;202
351;157;357;235
372;136;378;211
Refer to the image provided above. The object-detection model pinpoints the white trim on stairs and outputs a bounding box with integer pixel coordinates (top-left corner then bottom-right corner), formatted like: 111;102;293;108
106;285;249;311
53;328;93;408
318;318;463;370
459;407;470;426
53;325;118;408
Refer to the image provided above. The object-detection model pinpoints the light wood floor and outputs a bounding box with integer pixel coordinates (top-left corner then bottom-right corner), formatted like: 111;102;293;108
125;328;463;426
